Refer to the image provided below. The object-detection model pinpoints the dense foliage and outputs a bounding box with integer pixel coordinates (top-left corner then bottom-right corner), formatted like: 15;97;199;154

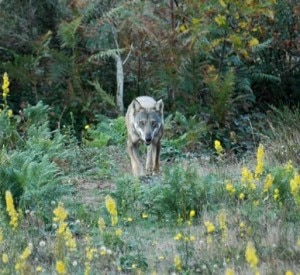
0;0;299;139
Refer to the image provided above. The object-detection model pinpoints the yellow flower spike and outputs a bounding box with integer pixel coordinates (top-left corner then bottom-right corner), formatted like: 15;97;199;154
115;228;122;237
56;260;67;274
2;253;9;264
241;167;254;187
215;14;226;26
105;195;118;226
274;189;280;200
174;233;183;241
290;173;300;195
53;203;68;223
249;37;259;47
190;235;196;241
7;109;13;117
189;209;196;218
5;191;19;230
284;160;294;173
20;243;33;260
263;174;274;192
214;140;224;155
204;221;215;233
255;144;264;179
239;193;245;200
0;227;3;242
174;255;182;271
285;271;294;275
225;180;236;195
225;268;235;275
142;213;148;219
2;72;10;100
245;241;259;269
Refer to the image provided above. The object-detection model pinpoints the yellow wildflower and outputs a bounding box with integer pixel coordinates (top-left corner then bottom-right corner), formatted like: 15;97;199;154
0;227;3;242
64;227;77;251
263;174;274;192
105;195;118;226
15;243;33;272
84;124;90;130
20;244;33;260
274;189;280;200
189;209;196;218
241;167;255;189
249;37;259;47
2;72;10;99
215;14;226;26
245;241;259;268
56;260;67;274
239;193;245;200
115;228;123;237
204;221;215;233
284;160;294;173
86;247;97;261
285;271;294;275
5;190;19;230
290;172;300;205
219;0;227;8
2;253;9;264
57;222;68;235
7;109;13;117
255;144;264;179
214;140;224;155
36;266;43;272
142;213;148;219
53;203;68;223
189;235;196;241
174;233;183;241
225;180;235;195
174;255;182;271
225;268;235;275
100;246;107;255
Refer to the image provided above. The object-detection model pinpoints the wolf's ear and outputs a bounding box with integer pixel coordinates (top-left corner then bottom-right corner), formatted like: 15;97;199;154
155;99;164;113
132;99;142;113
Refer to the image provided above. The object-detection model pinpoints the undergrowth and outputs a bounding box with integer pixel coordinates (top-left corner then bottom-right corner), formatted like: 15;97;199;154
0;73;299;274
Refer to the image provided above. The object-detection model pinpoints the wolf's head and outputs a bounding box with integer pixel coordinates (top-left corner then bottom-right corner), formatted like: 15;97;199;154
132;99;164;145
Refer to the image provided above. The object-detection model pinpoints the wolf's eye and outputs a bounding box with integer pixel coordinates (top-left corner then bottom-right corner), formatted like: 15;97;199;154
139;120;146;126
151;120;157;127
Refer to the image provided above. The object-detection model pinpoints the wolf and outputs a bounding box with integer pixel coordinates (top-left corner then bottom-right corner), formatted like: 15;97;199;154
125;96;164;176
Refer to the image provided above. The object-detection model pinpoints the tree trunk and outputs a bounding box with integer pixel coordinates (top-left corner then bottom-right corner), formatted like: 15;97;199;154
115;52;124;114
111;25;124;114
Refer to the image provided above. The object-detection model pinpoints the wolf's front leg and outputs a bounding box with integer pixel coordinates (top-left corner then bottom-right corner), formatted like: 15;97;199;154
146;144;153;175
147;142;160;175
128;141;144;176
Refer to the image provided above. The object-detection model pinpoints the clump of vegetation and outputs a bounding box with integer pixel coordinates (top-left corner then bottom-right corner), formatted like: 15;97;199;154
0;72;299;274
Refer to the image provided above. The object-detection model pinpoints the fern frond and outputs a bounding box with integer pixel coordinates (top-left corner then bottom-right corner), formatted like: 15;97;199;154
89;80;115;107
251;72;281;83
57;16;83;49
252;38;273;53
89;48;125;61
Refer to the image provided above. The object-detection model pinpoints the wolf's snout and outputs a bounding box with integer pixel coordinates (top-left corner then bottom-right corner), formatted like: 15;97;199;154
145;135;152;145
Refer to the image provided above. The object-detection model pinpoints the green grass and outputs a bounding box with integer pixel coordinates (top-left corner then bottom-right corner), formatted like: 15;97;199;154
0;103;300;275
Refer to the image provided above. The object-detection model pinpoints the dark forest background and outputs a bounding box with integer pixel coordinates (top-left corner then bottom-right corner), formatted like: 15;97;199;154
0;0;299;154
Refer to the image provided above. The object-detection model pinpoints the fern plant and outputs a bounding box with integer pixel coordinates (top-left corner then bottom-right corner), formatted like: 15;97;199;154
0;102;73;223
